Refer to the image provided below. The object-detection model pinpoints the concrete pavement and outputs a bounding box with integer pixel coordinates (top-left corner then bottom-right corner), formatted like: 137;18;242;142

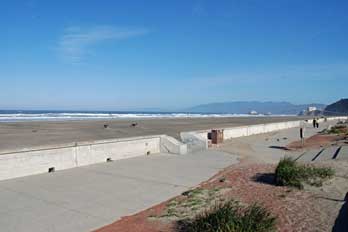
0;150;238;232
217;120;338;164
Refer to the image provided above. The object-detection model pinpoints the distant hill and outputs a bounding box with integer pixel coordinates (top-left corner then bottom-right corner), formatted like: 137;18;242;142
324;99;348;116
186;101;326;115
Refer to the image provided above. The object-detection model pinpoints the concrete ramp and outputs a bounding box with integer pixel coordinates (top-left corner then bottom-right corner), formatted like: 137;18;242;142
337;146;348;160
296;146;346;162
180;132;208;153
296;148;324;162
160;135;187;155
316;147;338;161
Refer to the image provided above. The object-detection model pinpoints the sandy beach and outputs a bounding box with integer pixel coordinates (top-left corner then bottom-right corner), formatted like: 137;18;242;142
0;116;309;151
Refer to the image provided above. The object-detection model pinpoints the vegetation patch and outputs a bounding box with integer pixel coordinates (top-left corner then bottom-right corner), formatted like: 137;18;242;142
158;187;225;219
322;124;348;135
275;157;334;189
177;200;276;232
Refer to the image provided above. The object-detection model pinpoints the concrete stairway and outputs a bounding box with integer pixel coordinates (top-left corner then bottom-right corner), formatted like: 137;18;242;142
337;146;348;160
296;145;348;162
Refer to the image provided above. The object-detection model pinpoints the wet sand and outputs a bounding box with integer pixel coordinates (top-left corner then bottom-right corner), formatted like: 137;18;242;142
0;116;307;151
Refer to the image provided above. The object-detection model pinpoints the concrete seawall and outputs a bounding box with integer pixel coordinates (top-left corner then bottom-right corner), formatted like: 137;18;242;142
181;117;347;152
224;121;301;139
0;116;346;181
0;135;187;181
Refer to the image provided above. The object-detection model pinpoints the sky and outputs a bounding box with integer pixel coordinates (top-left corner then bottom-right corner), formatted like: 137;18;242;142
1;0;348;110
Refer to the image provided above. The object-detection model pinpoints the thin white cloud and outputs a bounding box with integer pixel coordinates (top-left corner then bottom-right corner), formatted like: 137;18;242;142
57;26;148;63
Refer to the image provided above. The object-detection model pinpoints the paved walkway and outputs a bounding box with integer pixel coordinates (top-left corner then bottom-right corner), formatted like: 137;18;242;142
0;150;238;232
218;121;333;164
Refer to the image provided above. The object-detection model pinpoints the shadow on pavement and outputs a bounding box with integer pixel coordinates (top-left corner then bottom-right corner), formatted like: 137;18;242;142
332;193;348;232
268;146;291;151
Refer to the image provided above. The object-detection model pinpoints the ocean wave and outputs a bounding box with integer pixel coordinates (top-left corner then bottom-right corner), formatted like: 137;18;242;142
0;112;285;122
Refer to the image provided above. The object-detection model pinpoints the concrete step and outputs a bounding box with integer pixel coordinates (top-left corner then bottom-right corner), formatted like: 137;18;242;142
337;146;348;160
316;146;339;161
296;148;323;162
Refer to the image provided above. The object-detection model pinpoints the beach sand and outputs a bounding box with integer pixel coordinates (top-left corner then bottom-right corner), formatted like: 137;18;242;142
0;116;308;151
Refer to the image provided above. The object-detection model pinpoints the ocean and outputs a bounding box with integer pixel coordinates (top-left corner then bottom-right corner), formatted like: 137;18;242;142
0;110;279;122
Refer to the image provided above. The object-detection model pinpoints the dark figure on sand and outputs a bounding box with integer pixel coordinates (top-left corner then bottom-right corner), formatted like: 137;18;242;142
313;119;316;128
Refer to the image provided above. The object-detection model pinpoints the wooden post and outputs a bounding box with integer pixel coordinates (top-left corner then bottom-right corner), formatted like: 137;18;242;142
300;127;305;147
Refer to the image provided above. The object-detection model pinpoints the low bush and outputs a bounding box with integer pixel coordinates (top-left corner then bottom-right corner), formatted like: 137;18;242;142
275;157;302;188
275;157;334;189
177;200;276;232
327;125;347;134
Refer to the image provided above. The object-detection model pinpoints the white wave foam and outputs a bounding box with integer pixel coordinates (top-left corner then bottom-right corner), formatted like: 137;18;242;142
0;112;290;122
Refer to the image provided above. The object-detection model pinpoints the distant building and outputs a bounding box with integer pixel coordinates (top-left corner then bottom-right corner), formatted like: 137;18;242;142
298;107;322;116
307;106;317;112
249;110;258;115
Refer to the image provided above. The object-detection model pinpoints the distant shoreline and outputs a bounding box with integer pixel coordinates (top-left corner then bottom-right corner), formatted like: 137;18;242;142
0;111;296;122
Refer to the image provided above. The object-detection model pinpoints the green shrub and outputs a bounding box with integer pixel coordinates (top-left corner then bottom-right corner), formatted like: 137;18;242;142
275;157;334;189
275;157;302;188
328;128;340;134
302;165;335;179
327;125;347;134
177;201;276;232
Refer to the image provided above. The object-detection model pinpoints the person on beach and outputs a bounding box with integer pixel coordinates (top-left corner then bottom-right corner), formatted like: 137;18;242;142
313;119;316;128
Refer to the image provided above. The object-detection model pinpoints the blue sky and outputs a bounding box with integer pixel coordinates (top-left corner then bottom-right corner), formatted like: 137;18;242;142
1;0;348;110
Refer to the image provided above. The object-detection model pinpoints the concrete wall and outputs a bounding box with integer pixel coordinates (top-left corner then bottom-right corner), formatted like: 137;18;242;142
306;116;347;124
160;135;187;155
183;117;348;145
76;137;161;167
224;121;302;139
0;135;186;181
0;145;77;180
180;132;208;153
0;116;346;181
190;120;302;142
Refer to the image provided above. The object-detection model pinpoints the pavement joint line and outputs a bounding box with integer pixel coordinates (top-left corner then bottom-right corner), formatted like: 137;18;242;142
80;160;235;187
196;165;233;170
294;151;307;161
0;185;112;222
80;167;192;188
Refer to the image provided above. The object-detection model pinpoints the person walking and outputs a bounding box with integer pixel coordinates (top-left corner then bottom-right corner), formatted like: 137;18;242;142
313;118;316;128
